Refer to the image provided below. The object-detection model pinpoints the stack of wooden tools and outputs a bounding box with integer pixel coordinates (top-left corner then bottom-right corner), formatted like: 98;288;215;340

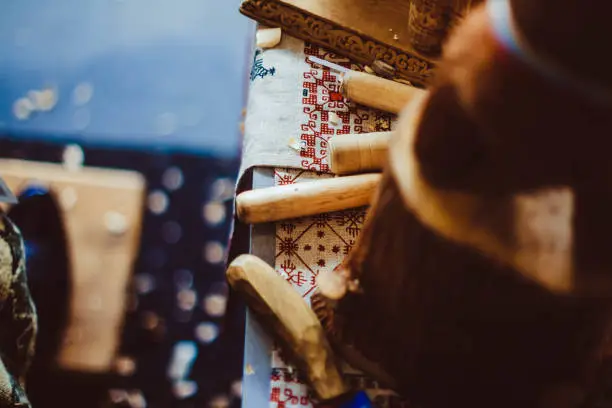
236;65;425;224
231;63;423;407
230;62;433;406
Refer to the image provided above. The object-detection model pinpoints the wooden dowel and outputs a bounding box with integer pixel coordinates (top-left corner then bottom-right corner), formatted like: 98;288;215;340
226;254;346;401
329;132;392;175
341;71;427;114
236;173;382;224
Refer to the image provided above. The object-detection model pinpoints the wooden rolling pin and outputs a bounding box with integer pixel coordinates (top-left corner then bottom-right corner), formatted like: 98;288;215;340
236;173;381;224
329;132;392;175
226;254;347;401
341;71;427;114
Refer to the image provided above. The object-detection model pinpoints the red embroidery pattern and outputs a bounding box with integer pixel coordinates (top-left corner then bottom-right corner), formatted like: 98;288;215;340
269;42;403;408
270;368;312;408
299;44;394;172
273;168;365;300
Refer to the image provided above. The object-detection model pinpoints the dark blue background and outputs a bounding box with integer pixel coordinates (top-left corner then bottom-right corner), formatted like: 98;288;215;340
0;1;254;406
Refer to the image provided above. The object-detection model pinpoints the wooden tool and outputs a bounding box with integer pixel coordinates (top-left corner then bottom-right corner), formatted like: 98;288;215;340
308;56;427;114
341;71;426;114
226;254;347;401
236;173;381;224
0;159;145;373
328;132;391;175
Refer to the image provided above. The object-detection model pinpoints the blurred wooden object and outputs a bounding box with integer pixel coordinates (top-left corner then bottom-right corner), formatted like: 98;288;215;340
407;0;450;57
408;0;484;57
389;93;577;293
314;82;612;408
0;159;145;373
236;173;381;223
329;132;391;175
226;254;346;401
316;170;609;408
450;0;484;20
240;0;436;87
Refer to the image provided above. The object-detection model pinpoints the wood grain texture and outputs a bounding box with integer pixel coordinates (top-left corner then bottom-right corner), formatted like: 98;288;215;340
329;169;611;408
390;92;579;294
226;254;346;401
0;159;145;373
236;173;381;224
239;0;436;87
286;0;414;48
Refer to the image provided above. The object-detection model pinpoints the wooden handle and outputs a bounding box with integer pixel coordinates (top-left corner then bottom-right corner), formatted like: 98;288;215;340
236;173;382;224
329;132;392;175
341;71;427;114
226;254;347;401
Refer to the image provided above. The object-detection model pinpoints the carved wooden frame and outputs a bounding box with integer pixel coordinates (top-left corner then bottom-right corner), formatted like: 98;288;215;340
240;0;436;87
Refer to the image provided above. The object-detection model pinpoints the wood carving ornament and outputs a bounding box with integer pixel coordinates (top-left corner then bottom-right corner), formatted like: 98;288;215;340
315;1;612;407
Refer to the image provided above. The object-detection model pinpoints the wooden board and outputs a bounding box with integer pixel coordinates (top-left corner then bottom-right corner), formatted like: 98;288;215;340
0;159;145;373
240;0;437;87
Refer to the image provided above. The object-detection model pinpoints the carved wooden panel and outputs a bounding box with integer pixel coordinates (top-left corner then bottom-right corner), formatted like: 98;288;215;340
240;0;437;87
